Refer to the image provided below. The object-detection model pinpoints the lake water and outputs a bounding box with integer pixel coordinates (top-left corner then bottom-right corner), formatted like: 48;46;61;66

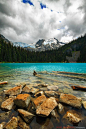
0;63;86;128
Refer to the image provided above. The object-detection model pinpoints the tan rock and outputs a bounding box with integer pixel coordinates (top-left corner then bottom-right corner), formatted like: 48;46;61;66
60;93;82;108
82;101;86;109
34;95;46;107
22;86;31;93
4;117;18;129
36;97;58;117
0;122;6;129
1;98;14;110
34;91;44;97
45;91;55;97
17;116;31;129
62;110;82;125
47;86;58;91
4;85;22;96
18;109;35;124
14;94;31;108
30;88;39;94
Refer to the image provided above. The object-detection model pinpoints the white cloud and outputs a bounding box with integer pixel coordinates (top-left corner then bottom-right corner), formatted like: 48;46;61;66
0;0;86;46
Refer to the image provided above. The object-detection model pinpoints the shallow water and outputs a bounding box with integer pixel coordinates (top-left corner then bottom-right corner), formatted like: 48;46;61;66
0;63;86;128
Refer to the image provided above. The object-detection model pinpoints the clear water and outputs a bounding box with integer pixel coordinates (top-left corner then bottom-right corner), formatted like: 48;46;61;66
0;63;86;128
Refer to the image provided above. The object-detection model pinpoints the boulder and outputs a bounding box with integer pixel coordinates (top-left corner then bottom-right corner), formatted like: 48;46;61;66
62;110;82;125
4;85;22;96
82;101;86;109
47;86;58;91
36;97;58;117
33;71;37;76
18;109;35;124
33;95;46;108
17;116;31;129
60;93;82;108
1;98;14;110
30;88;39;94
14;94;31;108
34;91;44;97
4;117;18;129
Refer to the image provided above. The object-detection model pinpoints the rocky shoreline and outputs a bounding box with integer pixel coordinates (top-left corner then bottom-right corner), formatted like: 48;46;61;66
0;81;86;128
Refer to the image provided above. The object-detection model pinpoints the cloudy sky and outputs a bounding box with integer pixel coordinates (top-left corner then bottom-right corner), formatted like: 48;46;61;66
0;0;86;46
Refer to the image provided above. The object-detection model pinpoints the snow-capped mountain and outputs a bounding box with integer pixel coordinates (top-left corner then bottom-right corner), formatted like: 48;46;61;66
13;42;31;48
35;38;65;51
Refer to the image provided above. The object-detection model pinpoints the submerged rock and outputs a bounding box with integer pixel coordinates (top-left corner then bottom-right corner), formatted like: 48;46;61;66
30;88;39;94
34;95;46;108
57;103;65;115
51;109;60;123
4;85;22;96
22;86;31;93
18;109;35;124
60;93;82;108
62;110;82;125
82;101;86;109
36;97;58;117
0;112;10;121
44;91;55;97
14;94;31;108
47;86;58;91
34;91;44;97
18;116;31;129
4;117;18;129
1;98;14;110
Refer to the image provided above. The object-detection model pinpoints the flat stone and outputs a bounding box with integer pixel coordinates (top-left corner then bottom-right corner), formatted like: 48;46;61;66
4;117;18;129
4;85;22;96
38;84;48;87
34;95;46;107
14;94;31;108
47;86;58;91
62;110;82;125
82;101;86;109
30;88;39;94
17;116;31;129
18;109;35;124
60;93;82;108
34;91;44;97
22;86;31;93
36;97;58;117
1;98;14;110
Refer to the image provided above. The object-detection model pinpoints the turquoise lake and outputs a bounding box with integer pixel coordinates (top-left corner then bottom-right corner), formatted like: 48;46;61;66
0;63;86;128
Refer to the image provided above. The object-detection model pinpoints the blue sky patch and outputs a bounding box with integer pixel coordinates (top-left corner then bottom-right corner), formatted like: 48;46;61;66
22;0;34;6
40;3;46;9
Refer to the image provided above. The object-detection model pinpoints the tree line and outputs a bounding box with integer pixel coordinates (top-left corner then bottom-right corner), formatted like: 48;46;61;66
0;34;86;62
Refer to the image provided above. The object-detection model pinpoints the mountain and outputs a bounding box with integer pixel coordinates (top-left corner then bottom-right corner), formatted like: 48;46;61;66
35;38;65;51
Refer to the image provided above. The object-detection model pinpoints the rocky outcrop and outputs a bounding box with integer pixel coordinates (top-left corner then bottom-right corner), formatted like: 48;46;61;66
36;97;58;117
1;98;14;110
60;93;82;108
18;109;35;124
14;94;31;108
4;117;18;129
